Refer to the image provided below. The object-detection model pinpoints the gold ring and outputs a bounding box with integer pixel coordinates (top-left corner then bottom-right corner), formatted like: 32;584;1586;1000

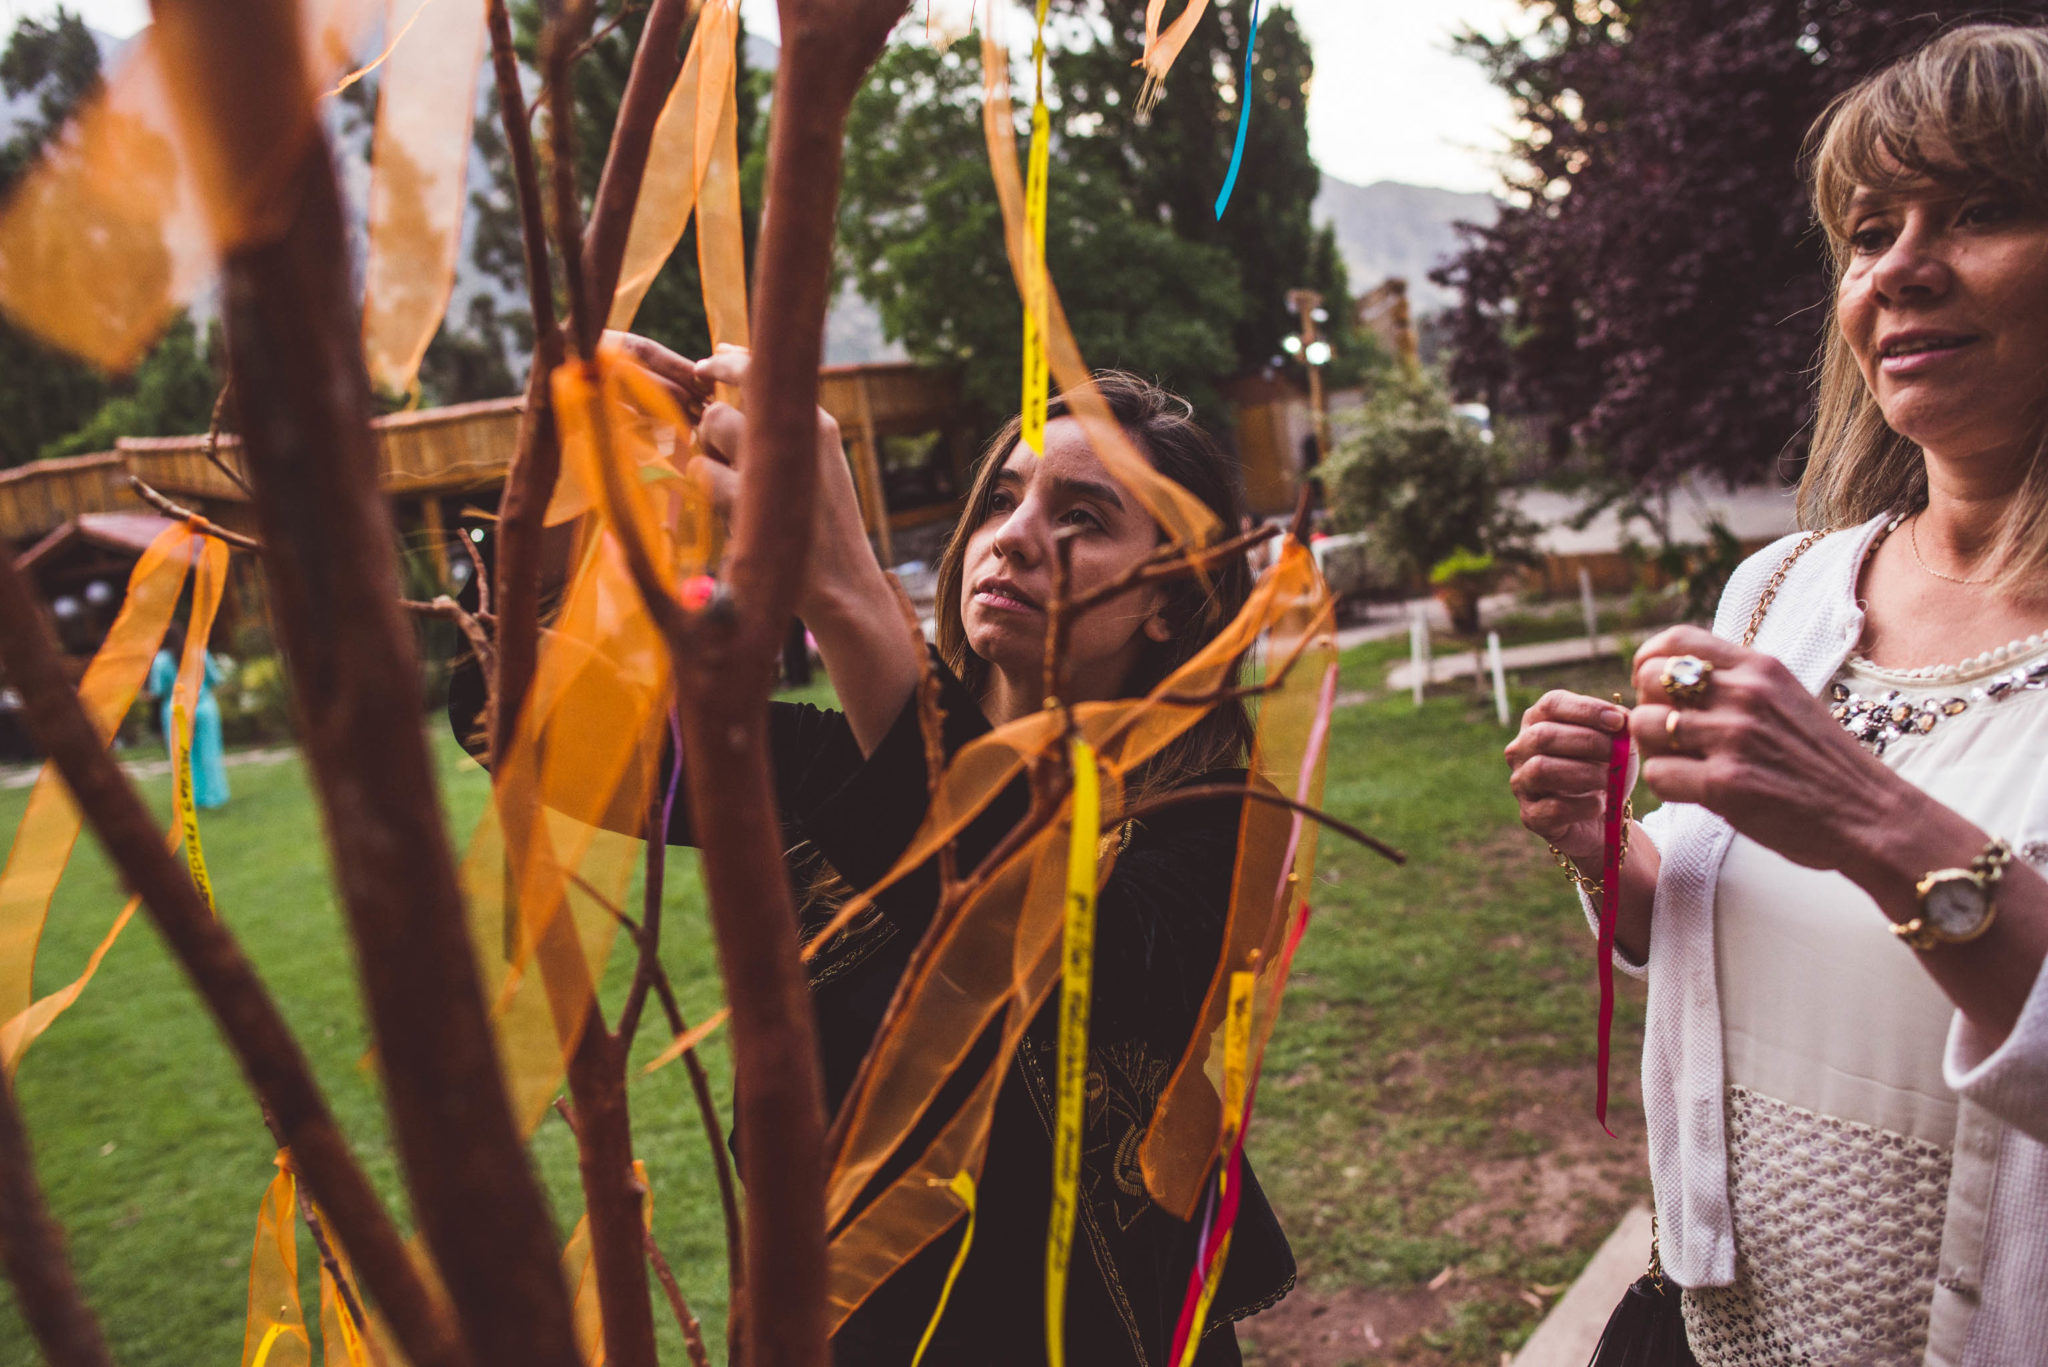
1661;654;1714;707
1665;709;1684;748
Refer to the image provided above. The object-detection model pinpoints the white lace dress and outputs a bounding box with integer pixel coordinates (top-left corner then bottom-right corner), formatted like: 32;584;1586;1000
1682;633;2048;1366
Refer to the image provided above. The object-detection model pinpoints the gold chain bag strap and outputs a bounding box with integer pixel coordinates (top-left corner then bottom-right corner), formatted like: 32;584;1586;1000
1741;529;1829;648
1590;529;1829;1367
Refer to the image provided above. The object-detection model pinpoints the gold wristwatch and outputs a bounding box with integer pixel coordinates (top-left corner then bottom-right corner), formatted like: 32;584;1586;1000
1894;838;2012;951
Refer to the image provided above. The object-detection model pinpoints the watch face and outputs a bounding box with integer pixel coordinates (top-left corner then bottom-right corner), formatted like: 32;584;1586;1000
1924;876;1988;937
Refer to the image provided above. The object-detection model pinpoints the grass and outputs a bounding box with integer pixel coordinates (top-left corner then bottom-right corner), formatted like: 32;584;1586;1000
0;637;1651;1366
0;733;738;1367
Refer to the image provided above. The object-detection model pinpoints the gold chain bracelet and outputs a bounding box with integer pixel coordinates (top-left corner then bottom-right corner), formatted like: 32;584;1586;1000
1549;800;1633;899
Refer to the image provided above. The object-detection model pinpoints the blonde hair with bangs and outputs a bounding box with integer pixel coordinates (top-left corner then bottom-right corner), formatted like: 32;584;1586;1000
1801;22;2048;593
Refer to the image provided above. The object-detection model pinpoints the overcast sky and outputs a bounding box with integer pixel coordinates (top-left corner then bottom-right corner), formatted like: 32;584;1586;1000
1;0;1522;193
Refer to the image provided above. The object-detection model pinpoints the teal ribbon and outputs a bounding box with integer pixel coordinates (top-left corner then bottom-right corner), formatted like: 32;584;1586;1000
1213;0;1264;220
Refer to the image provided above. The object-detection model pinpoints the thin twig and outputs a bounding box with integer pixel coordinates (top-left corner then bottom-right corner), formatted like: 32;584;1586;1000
527;0;654;132
485;0;567;764
0;1073;115;1367
1068;522;1277;613
546;0;601;360
1144;598;1336;713
457;527;491;618
580;0;694;325
128;476;263;550
296;1180;379;1357
888;574;958;900
258;1109;377;1356
202;380;253;496
1118;783;1406;866
616;717;680;1048
644;1226;714;1367
569;868;642;936
648;972;744;1303
400;595;497;677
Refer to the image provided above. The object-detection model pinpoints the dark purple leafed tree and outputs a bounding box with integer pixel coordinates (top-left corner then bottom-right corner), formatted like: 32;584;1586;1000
1433;0;2046;488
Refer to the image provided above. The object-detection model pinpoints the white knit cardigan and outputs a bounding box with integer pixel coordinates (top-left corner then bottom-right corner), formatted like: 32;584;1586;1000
1598;515;2048;1364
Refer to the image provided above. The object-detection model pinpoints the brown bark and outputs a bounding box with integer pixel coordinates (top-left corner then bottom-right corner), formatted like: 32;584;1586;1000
579;0;694;349
563;1016;660;1367
0;1074;114;1367
0;549;461;1367
218;145;580;1367
486;0;567;764
656;26;917;1358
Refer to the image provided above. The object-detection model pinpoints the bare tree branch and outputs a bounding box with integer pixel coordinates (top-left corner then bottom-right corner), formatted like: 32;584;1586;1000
219;128;578;1366
580;0;694;335
127;476;263;551
0;1073;114;1367
1118;784;1407;867
486;0;569;764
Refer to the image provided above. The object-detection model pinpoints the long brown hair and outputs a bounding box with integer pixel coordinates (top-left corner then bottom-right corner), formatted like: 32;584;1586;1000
933;371;1256;792
1800;22;2048;592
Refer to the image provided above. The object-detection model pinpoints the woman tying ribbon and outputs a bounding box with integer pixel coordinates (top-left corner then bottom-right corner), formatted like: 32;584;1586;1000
456;358;1295;1363
1504;25;2048;1365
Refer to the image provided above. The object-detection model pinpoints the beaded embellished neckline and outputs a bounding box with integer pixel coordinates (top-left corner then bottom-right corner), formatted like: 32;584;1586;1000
1847;631;2048;687
1831;639;2048;757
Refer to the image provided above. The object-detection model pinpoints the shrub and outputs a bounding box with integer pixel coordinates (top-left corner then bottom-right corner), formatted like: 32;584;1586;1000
1323;379;1534;590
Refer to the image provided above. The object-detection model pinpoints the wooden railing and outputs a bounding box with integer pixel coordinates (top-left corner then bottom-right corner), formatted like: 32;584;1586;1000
0;452;148;543
7;363;968;550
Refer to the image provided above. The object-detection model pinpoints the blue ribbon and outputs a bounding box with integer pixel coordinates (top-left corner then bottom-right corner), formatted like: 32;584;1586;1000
1213;0;1264;220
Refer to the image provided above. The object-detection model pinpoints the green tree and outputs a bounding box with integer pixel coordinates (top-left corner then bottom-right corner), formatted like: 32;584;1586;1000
0;7;110;465
838;3;1370;433
839;39;1243;426
42;313;223;458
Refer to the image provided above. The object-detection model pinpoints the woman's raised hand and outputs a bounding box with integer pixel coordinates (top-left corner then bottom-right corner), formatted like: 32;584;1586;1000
1506;690;1632;863
1630;625;1902;874
609;331;917;750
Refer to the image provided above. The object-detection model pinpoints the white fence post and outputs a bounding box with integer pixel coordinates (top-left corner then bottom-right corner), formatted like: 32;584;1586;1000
1488;630;1511;727
1579;565;1600;660
1410;603;1429;708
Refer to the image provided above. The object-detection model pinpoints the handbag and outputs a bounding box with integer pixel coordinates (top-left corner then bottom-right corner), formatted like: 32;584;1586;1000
1587;1217;1697;1366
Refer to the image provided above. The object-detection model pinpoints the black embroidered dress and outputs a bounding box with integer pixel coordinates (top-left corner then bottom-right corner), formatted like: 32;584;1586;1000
452;657;1295;1365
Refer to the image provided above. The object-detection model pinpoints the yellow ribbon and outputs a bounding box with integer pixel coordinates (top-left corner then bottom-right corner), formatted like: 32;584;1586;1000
170;702;218;918
0;527;227;1074
1019;0;1052;456
911;1172;979;1367
1175;970;1255;1367
1045;736;1099;1367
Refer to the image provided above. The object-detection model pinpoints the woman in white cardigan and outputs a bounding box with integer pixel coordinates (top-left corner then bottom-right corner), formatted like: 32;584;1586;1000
1505;25;2048;1367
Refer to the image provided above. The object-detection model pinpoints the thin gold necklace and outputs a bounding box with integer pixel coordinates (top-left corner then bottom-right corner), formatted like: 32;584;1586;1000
1908;514;1996;586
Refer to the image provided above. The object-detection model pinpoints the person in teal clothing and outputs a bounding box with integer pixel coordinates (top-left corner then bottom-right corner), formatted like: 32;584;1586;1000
147;621;230;809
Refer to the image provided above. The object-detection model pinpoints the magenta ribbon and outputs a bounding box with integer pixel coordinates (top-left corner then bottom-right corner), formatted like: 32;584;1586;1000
1595;728;1631;1137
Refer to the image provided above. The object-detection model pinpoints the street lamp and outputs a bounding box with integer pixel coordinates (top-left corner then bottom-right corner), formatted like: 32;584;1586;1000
1285;288;1334;468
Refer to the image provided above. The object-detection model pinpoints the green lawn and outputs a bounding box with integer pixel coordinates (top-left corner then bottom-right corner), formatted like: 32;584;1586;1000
1;639;1650;1366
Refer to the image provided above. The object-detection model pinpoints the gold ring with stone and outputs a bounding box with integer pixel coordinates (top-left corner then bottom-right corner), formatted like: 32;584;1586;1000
1661;654;1714;707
